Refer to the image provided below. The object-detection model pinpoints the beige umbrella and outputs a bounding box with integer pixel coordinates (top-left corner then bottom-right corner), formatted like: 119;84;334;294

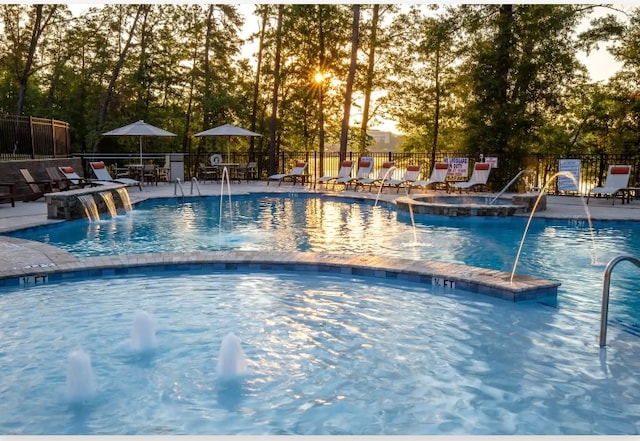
103;120;176;164
194;124;262;163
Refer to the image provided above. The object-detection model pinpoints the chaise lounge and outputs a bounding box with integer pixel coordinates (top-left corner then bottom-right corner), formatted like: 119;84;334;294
267;161;309;186
587;164;632;205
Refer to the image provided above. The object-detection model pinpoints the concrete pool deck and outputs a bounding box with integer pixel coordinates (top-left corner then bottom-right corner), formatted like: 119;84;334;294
0;181;638;301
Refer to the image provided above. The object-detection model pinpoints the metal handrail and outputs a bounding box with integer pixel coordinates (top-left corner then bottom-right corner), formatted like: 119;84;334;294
490;169;533;204
174;178;185;197
190;177;202;196
599;255;640;347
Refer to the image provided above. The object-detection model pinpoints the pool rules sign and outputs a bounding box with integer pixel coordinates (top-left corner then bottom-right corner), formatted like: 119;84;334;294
558;159;581;192
445;157;469;182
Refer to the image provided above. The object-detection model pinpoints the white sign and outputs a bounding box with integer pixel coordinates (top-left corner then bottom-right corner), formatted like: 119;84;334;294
558;159;580;192
444;157;469;182
485;157;498;169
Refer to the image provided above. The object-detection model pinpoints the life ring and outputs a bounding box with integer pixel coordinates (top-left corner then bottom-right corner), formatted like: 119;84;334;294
209;154;222;166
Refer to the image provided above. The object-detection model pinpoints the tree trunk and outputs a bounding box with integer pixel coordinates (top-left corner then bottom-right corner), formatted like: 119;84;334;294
340;4;360;160
250;9;268;162
268;5;284;175
495;4;513;153
360;4;379;152
93;5;146;153
16;4;58;116
182;40;198;155
199;5;214;155
317;5;326;177
431;46;441;169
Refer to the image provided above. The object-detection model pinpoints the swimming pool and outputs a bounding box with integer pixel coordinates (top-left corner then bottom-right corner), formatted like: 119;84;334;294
1;268;639;435
2;192;640;434
7;193;640;325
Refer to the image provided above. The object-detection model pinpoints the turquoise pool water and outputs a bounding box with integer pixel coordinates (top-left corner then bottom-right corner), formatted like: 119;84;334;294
1;269;639;435
7;193;640;327
3;193;640;435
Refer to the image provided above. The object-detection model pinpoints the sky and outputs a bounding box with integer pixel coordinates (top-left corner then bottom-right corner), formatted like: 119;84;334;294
65;2;630;133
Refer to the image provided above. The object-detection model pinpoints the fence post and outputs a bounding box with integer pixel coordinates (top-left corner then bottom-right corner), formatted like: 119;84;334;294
598;153;607;187
51;118;56;158
29;116;35;159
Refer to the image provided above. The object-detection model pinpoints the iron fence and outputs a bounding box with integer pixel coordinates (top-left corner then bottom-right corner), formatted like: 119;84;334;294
67;150;640;196
0;114;71;159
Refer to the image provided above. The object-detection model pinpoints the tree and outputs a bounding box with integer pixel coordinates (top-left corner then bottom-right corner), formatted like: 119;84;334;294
268;5;283;175
93;4;147;153
459;4;589;187
339;5;360;159
387;6;464;161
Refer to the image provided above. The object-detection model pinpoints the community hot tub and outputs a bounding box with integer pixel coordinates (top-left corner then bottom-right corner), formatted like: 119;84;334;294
396;193;545;217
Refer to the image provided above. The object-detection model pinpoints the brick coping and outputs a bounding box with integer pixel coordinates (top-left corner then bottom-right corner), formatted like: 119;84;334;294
0;246;560;302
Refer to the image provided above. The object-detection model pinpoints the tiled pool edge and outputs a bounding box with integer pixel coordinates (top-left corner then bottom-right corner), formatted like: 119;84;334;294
0;249;560;302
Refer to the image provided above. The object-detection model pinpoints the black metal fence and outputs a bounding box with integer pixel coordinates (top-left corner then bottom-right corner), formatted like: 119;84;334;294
68;150;640;196
0;114;71;160
0;111;637;195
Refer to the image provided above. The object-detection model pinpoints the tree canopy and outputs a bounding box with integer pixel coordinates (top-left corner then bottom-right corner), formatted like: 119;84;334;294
0;3;638;185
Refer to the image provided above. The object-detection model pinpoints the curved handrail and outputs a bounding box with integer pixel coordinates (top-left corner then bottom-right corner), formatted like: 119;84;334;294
599;255;640;347
174;178;185;197
489;169;533;204
190;177;202;196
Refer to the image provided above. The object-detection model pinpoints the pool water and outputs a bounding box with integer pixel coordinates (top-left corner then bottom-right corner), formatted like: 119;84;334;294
1;270;639;435
7;193;640;328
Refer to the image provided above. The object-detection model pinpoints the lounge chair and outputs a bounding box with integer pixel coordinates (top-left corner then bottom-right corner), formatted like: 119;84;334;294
317;160;353;189
267;161;309;186
56;166;109;189
19;169;56;201
89;161;142;191
452;162;491;193
587;165;632;205
46;166;79;190
408;162;450;194
0;182;15;207
335;156;374;189
384;164;423;193
355;161;396;191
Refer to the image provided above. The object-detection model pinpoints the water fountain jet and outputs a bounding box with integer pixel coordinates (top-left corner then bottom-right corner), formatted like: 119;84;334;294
510;171;598;284
65;348;96;403
374;166;397;207
216;332;248;380
219;166;233;235
130;310;156;352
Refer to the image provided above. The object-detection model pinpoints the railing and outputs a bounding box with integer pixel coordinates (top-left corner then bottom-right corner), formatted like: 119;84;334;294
489;169;533;204
190;177;202;196
7;150;638;196
599;255;640;347
0;115;71;159
174;178;185;197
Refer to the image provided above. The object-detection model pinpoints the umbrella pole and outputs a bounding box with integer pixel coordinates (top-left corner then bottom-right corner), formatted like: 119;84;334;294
227;136;231;163
139;137;143;164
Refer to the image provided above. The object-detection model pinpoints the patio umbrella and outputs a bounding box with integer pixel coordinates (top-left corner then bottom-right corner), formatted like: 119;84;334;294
102;120;176;164
194;123;262;163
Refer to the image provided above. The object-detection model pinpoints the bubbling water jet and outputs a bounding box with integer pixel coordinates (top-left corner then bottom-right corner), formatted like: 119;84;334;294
130;310;156;352
216;332;248;380
65;348;96;403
